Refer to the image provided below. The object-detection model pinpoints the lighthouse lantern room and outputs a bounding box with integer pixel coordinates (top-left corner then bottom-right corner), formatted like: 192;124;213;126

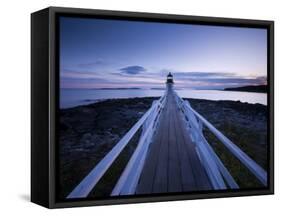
166;72;174;84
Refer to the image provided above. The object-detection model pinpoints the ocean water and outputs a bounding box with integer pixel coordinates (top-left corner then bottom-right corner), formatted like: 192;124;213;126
60;88;267;109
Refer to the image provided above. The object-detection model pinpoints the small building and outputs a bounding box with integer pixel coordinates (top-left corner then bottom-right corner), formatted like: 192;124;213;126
166;72;174;84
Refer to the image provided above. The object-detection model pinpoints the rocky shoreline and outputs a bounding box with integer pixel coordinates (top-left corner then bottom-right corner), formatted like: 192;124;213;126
59;97;267;199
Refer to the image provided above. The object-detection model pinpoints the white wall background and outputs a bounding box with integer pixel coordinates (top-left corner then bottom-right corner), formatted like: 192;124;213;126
0;0;279;214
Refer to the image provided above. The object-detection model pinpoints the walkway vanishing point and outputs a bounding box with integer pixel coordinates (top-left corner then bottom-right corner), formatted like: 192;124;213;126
136;85;211;193
67;73;267;199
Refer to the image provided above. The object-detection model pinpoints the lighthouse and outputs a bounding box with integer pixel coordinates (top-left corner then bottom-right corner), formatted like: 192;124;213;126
166;72;174;84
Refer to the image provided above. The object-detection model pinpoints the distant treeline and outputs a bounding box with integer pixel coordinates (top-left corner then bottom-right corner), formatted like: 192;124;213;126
224;85;267;93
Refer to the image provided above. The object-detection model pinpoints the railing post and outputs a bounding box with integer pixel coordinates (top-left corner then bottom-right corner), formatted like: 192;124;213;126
198;118;203;133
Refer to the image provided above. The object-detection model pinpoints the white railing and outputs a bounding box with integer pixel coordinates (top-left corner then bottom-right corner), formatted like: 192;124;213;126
174;91;267;188
67;92;167;199
111;94;167;195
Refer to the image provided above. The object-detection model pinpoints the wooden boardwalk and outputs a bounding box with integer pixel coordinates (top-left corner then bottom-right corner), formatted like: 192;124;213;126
136;87;212;194
67;83;267;199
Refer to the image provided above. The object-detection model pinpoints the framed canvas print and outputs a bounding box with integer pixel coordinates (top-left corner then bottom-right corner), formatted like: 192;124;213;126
31;7;274;208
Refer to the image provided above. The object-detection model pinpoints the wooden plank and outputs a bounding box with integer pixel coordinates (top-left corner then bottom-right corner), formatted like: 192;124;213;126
136;111;166;194
167;95;182;192
173;104;198;191
152;94;170;193
177;112;212;190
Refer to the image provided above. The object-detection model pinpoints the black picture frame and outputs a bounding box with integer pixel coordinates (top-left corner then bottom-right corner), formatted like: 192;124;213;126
31;6;274;208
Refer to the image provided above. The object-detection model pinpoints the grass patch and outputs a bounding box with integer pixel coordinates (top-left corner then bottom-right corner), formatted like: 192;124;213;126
203;120;267;188
87;130;141;198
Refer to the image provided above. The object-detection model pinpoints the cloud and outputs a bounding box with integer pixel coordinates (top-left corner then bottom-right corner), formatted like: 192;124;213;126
61;70;101;79
77;59;106;68
173;72;235;78
166;71;266;83
60;66;267;90
119;65;146;75
188;77;266;84
159;70;267;89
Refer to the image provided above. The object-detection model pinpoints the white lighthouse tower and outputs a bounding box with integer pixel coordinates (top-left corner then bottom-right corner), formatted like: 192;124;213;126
166;72;174;91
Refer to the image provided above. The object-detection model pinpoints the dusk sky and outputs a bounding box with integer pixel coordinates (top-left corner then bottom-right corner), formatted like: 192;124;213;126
60;16;267;89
